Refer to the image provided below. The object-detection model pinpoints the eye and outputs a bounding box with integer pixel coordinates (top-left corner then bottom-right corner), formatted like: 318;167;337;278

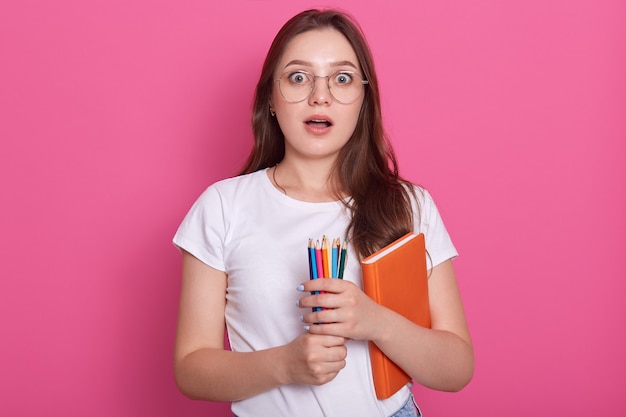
287;72;311;85
333;72;354;85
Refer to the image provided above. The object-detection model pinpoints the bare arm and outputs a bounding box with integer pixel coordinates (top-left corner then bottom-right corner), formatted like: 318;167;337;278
174;251;348;402
299;259;474;392
373;259;474;391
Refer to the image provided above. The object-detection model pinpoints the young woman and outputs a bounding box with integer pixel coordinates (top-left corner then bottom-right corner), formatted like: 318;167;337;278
173;9;473;417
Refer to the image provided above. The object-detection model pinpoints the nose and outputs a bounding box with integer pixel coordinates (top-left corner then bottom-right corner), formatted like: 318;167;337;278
308;76;331;105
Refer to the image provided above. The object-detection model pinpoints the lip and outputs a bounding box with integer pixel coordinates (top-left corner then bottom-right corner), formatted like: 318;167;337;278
303;114;334;136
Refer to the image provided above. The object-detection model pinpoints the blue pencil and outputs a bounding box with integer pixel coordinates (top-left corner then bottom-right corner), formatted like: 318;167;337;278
308;239;318;279
331;238;338;278
308;239;321;312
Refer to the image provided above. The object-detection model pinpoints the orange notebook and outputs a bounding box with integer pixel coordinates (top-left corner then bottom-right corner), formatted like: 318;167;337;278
360;232;430;399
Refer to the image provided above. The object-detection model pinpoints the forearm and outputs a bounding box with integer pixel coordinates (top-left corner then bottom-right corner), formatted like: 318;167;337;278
175;346;288;402
374;309;474;392
299;259;474;391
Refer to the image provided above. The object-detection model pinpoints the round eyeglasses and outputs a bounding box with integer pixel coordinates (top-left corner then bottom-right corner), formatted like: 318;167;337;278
274;70;368;104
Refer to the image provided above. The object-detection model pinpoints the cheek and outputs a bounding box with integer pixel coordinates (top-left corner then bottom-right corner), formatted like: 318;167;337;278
344;102;363;133
274;107;301;140
271;87;294;118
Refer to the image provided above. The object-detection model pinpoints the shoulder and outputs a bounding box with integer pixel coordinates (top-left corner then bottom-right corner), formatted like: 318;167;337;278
180;170;269;220
212;169;266;190
401;181;434;210
402;182;458;266
199;170;268;200
402;181;449;231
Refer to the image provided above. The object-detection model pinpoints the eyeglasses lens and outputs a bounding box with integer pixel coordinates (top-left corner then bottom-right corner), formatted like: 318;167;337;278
278;72;366;104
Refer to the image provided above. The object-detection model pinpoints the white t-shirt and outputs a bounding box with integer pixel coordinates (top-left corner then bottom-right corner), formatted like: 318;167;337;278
173;168;458;417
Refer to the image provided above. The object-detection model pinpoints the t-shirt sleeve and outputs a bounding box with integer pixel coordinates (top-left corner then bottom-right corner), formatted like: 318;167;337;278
172;185;226;271
413;187;458;269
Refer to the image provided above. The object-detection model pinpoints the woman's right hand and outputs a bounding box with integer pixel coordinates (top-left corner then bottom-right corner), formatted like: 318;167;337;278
281;332;348;386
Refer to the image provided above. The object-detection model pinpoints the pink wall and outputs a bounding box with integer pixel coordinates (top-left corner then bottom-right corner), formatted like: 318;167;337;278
1;0;624;415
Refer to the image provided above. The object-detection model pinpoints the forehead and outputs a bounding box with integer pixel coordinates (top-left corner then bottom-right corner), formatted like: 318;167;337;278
276;28;360;71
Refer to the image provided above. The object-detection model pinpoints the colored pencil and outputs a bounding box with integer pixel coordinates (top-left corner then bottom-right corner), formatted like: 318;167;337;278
327;237;333;278
338;239;347;279
322;236;330;278
308;239;318;279
315;240;324;279
308;236;347;313
331;238;338;278
308;239;321;312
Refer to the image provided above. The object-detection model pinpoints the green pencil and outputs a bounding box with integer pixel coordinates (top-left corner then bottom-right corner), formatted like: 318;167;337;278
338;239;347;279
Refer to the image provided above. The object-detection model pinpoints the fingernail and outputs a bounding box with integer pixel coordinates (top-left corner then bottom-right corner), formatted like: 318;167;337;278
299;315;304;322
295;300;300;307
303;325;310;331
296;284;304;291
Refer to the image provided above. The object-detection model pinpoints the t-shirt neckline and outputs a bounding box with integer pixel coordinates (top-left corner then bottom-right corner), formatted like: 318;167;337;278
260;168;349;209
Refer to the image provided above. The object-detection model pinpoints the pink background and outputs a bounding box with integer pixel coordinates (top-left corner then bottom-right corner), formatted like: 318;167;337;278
1;0;624;415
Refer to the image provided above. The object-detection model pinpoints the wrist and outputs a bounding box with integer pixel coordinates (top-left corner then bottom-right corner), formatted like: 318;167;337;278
369;305;397;347
269;345;292;386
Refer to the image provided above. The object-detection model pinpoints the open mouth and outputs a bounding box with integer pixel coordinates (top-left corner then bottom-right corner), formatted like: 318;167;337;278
305;119;333;128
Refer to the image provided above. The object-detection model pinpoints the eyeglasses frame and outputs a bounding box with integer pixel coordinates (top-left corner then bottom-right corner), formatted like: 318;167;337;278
274;70;369;104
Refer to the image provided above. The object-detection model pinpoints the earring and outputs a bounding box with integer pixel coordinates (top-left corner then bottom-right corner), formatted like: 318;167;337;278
270;108;276;117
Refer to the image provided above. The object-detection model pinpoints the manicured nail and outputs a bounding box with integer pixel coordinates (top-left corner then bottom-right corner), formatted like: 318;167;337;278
299;315;304;322
303;325;310;331
296;284;304;291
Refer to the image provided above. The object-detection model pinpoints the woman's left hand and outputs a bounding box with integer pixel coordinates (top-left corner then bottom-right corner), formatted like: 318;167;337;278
297;278;386;342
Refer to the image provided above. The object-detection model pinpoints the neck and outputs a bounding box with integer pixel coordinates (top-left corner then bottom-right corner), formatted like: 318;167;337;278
271;159;341;202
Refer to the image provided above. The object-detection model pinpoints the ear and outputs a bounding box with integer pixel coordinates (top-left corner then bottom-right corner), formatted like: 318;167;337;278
269;100;275;116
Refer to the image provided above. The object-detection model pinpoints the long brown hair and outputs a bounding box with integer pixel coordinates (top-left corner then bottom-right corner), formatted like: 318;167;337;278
240;9;416;258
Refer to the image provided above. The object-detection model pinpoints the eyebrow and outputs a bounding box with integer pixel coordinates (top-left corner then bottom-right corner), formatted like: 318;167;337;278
283;59;359;70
